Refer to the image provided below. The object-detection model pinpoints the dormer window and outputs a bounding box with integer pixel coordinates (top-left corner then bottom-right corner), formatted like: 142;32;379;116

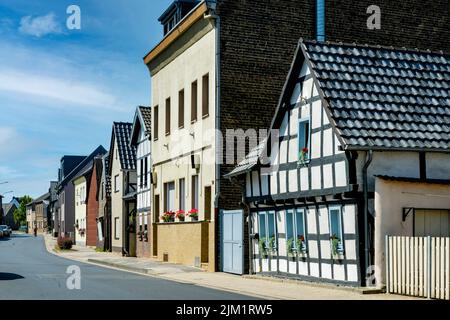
159;0;199;36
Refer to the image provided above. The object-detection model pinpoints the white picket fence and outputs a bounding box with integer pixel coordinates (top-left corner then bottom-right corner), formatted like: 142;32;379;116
386;236;450;300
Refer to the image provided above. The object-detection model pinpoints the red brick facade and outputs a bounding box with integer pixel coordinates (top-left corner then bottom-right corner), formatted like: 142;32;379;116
86;160;99;247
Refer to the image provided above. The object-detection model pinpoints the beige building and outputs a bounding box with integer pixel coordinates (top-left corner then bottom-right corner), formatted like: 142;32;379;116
145;1;217;271
108;122;137;255
72;166;91;247
26;192;50;234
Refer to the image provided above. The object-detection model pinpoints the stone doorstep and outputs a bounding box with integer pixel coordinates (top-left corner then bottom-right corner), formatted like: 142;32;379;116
242;274;386;295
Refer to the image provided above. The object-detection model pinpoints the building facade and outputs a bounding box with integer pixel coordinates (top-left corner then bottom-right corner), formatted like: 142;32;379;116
86;157;101;247
97;153;111;251
73;166;91;246
108;122;137;255
227;40;450;286
144;0;450;272
56;147;107;239
130;106;152;257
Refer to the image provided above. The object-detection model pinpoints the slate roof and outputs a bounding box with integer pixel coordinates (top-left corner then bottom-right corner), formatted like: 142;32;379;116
112;122;136;170
224;140;267;178
302;40;450;151
139;106;152;133
58;146;107;189
226;40;450;178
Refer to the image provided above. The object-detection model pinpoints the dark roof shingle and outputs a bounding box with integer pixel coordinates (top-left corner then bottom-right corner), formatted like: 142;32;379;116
113;122;136;170
302;40;450;151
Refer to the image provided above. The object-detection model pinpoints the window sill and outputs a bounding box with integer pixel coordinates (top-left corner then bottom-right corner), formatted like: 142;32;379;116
191;120;197;124
202;114;209;119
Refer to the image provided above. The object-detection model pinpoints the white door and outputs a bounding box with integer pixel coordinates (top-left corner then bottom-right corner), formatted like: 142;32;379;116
415;209;450;237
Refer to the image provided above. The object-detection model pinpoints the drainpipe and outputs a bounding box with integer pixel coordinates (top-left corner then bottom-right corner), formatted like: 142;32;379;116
229;175;254;275
205;3;221;271
362;150;373;286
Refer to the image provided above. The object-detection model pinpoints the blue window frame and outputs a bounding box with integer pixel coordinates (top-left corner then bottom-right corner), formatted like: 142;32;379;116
298;117;310;162
329;206;344;255
286;209;307;253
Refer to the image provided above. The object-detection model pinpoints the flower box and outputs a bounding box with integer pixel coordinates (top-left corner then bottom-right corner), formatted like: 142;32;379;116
176;210;185;222
161;211;175;223
188;209;199;222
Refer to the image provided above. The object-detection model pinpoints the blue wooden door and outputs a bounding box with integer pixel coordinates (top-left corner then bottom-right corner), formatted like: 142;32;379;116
221;210;244;275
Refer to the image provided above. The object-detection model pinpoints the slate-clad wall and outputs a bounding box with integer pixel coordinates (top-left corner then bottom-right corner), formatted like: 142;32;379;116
215;0;450;273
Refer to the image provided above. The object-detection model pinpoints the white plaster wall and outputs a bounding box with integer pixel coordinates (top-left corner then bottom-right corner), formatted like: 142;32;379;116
74;176;87;247
374;178;450;286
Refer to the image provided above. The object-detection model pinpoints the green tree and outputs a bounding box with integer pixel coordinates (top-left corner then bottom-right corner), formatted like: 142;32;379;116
14;195;33;226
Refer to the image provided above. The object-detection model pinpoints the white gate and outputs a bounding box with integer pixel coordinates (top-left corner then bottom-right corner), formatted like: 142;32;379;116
386;236;450;300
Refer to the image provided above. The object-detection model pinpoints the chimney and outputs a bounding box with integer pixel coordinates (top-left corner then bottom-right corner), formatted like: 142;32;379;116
316;0;325;42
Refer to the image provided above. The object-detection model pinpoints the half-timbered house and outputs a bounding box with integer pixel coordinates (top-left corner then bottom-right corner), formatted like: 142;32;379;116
226;39;450;287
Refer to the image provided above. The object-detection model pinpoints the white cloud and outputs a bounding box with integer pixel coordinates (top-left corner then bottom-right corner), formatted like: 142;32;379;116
19;13;62;37
0;68;118;109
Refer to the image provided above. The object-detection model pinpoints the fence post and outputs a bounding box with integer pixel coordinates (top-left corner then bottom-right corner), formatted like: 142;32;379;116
385;235;389;293
427;236;432;299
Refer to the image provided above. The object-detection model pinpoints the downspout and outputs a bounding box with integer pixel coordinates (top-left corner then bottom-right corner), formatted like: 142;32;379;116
205;3;221;271
362;150;373;286
229;175;254;275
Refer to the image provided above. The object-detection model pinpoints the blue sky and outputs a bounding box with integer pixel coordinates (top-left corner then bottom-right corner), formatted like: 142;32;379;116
0;0;172;201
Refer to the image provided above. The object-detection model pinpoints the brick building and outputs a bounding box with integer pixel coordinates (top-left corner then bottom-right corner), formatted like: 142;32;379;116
144;0;450;273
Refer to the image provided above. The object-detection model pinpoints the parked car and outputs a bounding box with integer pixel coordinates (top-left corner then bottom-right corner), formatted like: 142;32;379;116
0;229;3;238
18;225;27;233
0;225;10;237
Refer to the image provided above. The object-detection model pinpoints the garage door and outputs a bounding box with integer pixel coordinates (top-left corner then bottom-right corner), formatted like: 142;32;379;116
415;209;450;237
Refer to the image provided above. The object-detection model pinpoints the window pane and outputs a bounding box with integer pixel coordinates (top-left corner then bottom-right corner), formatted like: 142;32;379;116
295;209;305;238
179;178;185;211
258;212;267;239
286;210;294;241
191;175;199;209
330;209;342;239
202;74;209;117
179;89;185;128
268;211;275;238
191;81;198;122
298;118;310;159
165;98;171;135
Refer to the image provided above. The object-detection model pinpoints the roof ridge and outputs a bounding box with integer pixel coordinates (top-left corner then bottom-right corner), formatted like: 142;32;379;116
300;38;450;57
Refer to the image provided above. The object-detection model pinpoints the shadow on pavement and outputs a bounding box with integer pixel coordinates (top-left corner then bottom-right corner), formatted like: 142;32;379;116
0;273;25;281
0;237;11;241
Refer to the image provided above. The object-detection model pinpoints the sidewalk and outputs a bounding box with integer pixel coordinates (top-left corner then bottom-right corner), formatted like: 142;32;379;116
44;235;417;300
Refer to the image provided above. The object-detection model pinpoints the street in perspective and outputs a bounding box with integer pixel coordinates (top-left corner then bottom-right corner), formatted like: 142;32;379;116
0;0;449;304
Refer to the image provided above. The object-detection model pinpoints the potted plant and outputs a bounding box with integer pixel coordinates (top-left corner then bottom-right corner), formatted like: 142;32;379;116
297;235;308;257
298;147;309;167
268;236;277;255
286;238;296;259
161;211;175;223
330;234;344;259
259;237;268;258
176;210;185;222
188;209;199;222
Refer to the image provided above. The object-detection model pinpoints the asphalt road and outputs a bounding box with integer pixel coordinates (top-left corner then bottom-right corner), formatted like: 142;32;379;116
0;233;256;300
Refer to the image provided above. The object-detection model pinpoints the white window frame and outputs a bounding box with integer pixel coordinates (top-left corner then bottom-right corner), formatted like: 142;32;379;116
298;116;311;162
258;210;277;251
328;205;345;255
285;208;308;253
